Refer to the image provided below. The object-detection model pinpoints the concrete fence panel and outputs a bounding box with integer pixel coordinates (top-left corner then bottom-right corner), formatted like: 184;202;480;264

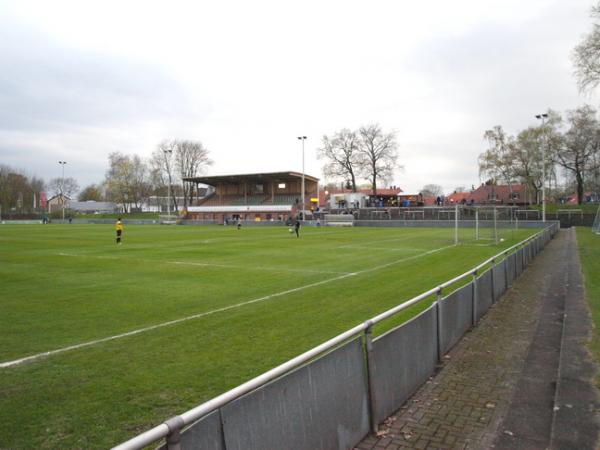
516;249;524;275
492;261;507;302
475;269;493;321
220;337;369;450
369;305;438;426
439;284;473;354
506;253;516;285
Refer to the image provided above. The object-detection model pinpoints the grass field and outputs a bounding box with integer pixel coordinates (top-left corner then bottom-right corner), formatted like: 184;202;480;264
576;227;600;385
0;223;539;449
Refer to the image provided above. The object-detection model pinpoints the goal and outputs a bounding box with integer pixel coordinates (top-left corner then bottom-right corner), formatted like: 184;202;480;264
159;214;179;225
593;205;600;234
323;214;354;227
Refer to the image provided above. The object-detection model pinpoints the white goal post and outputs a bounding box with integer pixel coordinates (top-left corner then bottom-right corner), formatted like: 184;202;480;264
593;205;600;234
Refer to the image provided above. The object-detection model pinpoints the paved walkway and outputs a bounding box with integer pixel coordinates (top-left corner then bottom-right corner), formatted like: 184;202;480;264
355;228;600;450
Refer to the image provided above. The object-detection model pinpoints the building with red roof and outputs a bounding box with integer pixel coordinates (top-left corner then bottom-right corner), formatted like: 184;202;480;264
466;184;528;205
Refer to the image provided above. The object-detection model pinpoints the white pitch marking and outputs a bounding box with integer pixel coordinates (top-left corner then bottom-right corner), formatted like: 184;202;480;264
57;253;349;275
336;245;426;252
0;272;357;369
168;261;349;275
358;245;455;275
2;245;453;369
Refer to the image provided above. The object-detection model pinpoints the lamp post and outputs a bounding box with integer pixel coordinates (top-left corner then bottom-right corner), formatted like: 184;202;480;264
58;161;67;221
535;113;548;222
163;149;173;215
297;136;307;219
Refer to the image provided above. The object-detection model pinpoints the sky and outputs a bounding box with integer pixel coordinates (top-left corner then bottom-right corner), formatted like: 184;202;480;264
0;0;598;195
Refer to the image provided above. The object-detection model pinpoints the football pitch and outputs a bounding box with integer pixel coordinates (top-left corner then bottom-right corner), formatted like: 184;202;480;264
0;223;539;448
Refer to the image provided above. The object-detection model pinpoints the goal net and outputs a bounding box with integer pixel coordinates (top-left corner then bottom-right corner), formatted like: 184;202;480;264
469;207;518;245
323;214;354;227
593;205;600;234
159;214;179;225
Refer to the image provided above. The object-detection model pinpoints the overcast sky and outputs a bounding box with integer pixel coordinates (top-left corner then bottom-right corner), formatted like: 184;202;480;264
0;0;598;194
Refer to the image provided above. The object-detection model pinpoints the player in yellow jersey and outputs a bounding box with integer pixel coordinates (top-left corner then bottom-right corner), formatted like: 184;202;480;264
115;218;124;244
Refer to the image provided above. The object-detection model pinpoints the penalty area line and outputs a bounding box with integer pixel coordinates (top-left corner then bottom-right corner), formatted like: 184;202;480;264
2;244;453;369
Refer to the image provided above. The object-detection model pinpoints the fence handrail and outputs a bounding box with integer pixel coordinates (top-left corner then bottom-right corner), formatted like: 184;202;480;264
112;223;558;450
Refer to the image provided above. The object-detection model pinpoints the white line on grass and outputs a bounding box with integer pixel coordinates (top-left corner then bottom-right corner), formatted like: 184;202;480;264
2;245;452;369
168;261;348;275
57;253;350;275
0;272;357;369
336;245;427;252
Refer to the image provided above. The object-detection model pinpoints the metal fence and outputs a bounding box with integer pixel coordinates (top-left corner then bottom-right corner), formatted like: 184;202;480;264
112;222;560;450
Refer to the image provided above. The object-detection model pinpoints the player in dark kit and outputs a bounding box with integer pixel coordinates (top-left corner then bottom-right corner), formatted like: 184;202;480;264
294;218;300;237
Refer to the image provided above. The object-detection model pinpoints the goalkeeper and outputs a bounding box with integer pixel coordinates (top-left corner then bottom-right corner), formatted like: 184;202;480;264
115;218;124;244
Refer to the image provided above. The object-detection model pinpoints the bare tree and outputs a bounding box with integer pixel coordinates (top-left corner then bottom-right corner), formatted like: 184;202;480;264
47;177;79;199
105;152;151;212
151;140;212;210
151;140;178;211
420;184;444;197
573;2;600;91
78;184;105;202
478;126;518;202
357;124;400;196
555;105;600;204
513;127;546;204
174;140;212;208
317;129;362;192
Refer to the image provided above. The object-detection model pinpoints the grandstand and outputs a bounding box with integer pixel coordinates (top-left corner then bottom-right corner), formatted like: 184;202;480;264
183;172;319;222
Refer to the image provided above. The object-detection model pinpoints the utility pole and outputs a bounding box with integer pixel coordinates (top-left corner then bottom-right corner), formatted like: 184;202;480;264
58;161;67;221
297;136;307;219
163;149;173;215
535;113;548;222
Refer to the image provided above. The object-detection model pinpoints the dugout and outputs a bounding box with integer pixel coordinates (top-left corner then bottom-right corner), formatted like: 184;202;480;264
183;171;319;223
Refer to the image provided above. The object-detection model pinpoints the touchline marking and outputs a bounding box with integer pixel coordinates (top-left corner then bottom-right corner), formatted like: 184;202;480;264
3;245;453;369
0;272;356;369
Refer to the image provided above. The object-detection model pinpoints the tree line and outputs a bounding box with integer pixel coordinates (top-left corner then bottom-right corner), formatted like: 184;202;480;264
478;0;600;207
478;106;600;205
0;139;212;214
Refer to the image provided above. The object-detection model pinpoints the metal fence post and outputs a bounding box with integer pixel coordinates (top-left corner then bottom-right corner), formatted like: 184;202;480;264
436;288;444;362
164;417;184;450
363;322;379;435
490;259;496;303
472;271;478;326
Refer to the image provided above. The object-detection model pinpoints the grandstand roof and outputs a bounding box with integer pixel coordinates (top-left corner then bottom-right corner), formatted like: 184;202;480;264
183;171;319;185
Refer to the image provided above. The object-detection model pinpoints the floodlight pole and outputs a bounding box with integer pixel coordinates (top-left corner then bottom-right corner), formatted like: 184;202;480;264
164;149;173;215
494;207;498;244
454;203;459;245
58;161;67;221
535;113;548;222
297;136;307;219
